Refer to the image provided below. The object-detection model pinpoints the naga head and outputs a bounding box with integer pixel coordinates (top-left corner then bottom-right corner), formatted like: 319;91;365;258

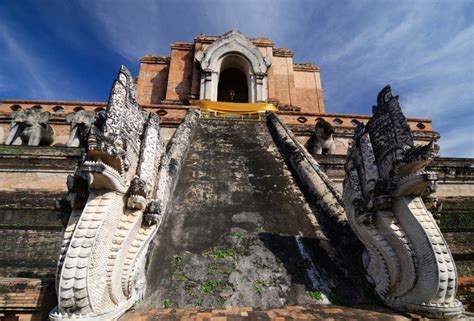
368;85;439;199
80;66;146;193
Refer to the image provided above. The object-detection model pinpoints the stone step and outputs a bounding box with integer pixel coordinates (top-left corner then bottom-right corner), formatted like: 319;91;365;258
121;305;413;320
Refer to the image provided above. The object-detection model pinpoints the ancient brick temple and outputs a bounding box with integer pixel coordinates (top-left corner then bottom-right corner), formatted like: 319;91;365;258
136;29;325;112
0;30;472;320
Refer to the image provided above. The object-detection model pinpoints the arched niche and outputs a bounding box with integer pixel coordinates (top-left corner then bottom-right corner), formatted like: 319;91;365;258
196;30;271;103
218;68;248;103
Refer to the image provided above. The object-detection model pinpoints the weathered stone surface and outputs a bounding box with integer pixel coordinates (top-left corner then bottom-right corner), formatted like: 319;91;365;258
0;278;56;320
135;118;371;313
266;112;347;231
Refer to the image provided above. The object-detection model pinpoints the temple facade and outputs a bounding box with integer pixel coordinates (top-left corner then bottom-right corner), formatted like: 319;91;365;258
0;30;472;320
136;29;325;112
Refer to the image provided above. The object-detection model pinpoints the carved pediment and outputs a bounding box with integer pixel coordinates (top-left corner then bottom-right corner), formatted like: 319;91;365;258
195;29;271;74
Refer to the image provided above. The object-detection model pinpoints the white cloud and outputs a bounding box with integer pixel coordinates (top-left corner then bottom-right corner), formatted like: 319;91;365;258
1;0;472;157
301;1;474;157
438;125;474;158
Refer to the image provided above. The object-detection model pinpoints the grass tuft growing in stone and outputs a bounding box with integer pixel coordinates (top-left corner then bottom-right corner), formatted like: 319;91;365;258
254;280;264;295
201;280;218;294
203;247;236;260
163;298;172;308
307;290;322;300
254;223;264;232
232;231;243;239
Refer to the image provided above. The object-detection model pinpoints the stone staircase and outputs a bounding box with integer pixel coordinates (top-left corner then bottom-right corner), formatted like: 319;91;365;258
125;118;372;316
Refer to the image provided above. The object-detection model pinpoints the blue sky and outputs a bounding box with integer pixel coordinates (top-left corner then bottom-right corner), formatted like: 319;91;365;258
0;0;473;157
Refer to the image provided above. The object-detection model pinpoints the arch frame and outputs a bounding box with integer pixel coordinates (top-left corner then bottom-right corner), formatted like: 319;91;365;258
196;30;271;103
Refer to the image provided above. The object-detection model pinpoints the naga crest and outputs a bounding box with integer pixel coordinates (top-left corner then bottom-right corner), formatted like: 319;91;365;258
84;66;147;193
343;85;463;318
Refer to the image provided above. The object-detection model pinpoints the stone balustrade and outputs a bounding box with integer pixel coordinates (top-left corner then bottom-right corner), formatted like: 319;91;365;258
0;100;436;152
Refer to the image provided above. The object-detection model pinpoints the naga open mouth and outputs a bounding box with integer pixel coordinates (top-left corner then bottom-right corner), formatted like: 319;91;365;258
390;142;439;197
81;150;128;193
393;170;438;197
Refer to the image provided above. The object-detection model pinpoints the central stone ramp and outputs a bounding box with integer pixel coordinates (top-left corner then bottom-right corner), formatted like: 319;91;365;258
132;119;364;311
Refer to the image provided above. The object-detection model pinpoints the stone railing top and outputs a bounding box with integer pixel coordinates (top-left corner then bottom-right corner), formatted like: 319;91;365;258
0;100;195;113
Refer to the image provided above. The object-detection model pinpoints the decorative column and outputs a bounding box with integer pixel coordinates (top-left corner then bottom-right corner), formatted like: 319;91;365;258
255;73;266;102
199;69;213;100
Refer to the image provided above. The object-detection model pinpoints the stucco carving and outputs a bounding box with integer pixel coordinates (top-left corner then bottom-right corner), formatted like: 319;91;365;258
196;30;271;102
65;110;100;147
196;29;271;73
307;120;336;155
343;85;463;318
49;65;200;320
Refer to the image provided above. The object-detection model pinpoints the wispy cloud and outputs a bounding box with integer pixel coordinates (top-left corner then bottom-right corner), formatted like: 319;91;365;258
74;0;166;62
0;25;55;98
0;0;472;157
296;1;474;157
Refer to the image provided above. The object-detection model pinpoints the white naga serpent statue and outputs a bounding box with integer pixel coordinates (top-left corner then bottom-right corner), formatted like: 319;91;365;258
50;66;199;320
343;85;463;318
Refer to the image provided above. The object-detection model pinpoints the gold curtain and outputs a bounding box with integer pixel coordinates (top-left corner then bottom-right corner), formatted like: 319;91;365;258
192;100;277;115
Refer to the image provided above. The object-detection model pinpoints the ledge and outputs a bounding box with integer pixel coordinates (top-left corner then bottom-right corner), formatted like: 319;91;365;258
0;145;82;157
294;63;320;72
0;277;56;311
170;42;193;50
140;55;171;64
0;145;82;172
273;48;294;57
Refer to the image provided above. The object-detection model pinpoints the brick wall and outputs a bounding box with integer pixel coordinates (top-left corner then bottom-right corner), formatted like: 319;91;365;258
293;68;324;113
136;56;170;105
165;44;194;101
0;146;81;319
0;278;56;321
269;56;296;106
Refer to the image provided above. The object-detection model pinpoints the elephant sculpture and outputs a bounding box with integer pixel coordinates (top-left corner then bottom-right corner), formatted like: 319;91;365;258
6;108;54;146
307;120;336;155
65;110;100;147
